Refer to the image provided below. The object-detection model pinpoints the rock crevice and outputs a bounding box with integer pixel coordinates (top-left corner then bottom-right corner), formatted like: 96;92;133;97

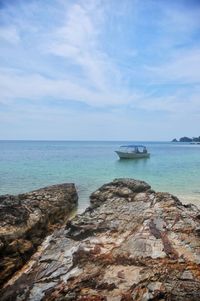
0;183;78;287
1;179;200;301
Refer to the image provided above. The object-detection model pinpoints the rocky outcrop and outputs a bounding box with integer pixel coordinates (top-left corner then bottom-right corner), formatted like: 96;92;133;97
1;179;200;301
0;184;78;287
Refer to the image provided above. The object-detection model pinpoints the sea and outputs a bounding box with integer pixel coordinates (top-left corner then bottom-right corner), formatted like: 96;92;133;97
0;140;200;212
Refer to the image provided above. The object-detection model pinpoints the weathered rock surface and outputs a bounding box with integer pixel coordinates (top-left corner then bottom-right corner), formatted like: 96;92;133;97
0;184;78;287
1;178;200;301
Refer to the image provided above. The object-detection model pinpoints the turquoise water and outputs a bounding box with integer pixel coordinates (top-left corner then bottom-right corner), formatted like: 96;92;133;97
0;141;200;211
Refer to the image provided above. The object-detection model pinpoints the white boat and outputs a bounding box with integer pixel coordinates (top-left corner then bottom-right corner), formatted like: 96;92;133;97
115;145;150;159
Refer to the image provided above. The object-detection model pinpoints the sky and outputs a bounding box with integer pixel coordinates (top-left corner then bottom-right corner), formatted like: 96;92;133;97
0;0;200;140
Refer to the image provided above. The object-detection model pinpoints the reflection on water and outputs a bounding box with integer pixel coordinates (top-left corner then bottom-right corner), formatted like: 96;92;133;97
116;157;149;165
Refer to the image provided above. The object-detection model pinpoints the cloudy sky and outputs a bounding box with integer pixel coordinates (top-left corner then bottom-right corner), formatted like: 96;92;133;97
0;0;200;140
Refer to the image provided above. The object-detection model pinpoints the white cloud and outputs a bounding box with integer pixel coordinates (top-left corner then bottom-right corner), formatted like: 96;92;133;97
0;67;137;107
45;1;123;92
0;26;20;44
146;48;200;84
0;0;139;107
0;0;200;140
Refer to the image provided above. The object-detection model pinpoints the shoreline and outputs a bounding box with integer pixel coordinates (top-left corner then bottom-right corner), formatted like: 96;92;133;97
1;185;200;210
175;194;200;209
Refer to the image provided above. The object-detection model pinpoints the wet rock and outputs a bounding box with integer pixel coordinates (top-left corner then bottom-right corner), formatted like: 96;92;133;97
1;178;200;301
0;183;78;287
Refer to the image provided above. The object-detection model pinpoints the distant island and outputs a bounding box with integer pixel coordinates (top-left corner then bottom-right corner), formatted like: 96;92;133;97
172;136;200;142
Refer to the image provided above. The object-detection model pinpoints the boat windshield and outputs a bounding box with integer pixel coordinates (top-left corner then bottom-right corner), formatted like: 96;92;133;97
119;145;147;153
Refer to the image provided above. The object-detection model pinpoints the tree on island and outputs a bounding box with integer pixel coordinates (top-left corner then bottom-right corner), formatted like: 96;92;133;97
179;137;193;142
172;136;200;142
193;136;200;142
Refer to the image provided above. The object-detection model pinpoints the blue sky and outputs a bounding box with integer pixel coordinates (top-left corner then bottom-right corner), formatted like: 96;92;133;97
0;0;200;140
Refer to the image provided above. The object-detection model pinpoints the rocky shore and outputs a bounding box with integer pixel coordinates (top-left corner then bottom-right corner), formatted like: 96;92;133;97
1;179;200;301
0;184;78;287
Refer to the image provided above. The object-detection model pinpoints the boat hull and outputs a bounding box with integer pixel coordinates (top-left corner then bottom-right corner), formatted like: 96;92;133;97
115;151;150;159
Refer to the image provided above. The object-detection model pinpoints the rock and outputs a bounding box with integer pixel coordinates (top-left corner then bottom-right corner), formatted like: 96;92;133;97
0;183;78;287
1;178;200;301
180;270;194;280
171;138;178;142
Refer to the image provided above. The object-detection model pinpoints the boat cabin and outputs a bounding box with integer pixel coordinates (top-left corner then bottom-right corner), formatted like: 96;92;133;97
115;145;150;159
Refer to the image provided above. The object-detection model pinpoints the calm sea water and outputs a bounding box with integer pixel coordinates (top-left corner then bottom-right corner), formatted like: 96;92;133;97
0;141;200;211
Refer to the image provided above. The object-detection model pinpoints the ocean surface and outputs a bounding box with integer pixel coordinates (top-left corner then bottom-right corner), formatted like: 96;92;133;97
0;140;200;212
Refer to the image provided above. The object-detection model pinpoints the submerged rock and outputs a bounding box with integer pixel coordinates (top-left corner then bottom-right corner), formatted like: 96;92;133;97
1;179;200;301
0;183;78;287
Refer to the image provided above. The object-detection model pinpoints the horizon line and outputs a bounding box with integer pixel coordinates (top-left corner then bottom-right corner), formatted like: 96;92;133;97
0;139;172;142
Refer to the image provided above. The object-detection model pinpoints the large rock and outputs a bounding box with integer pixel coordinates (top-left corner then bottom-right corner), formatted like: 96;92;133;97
0;183;78;287
1;179;200;301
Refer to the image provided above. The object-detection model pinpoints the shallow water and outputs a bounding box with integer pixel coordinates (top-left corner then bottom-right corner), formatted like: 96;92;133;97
0;140;200;211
